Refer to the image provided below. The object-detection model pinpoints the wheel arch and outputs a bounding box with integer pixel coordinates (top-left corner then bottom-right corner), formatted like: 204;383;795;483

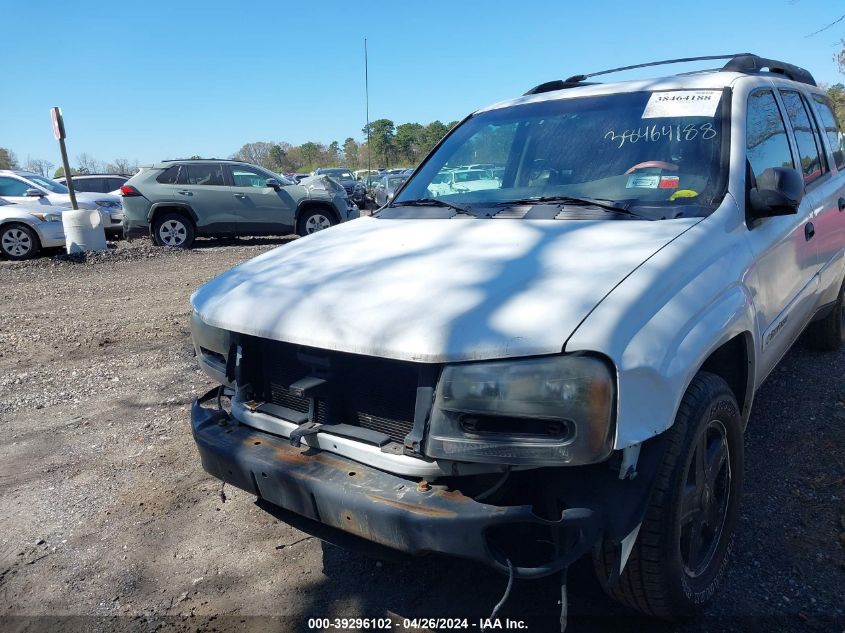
697;331;755;427
148;203;198;229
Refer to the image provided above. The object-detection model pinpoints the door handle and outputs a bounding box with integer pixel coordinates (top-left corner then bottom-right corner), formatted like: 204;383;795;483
805;222;815;241
177;190;193;196
839;197;845;212
233;193;247;199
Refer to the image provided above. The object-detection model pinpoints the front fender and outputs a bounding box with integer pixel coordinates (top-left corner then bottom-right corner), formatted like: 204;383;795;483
566;199;757;448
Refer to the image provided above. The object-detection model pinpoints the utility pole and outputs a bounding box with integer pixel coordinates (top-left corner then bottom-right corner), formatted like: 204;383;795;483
365;37;371;177
50;107;78;210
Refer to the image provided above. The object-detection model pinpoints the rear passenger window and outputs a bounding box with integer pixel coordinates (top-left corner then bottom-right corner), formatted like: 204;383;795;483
156;165;181;184
746;90;795;183
185;164;226;186
780;90;825;184
811;95;845;169
73;178;104;193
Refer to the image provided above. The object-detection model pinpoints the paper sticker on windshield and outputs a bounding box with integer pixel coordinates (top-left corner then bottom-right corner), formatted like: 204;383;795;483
626;174;660;189
642;91;722;119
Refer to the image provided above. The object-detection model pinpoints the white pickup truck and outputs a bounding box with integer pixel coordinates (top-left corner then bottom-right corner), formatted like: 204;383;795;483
189;54;845;622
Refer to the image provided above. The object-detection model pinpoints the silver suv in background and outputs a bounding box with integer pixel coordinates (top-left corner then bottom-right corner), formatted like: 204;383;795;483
0;170;124;238
121;160;356;248
56;174;130;195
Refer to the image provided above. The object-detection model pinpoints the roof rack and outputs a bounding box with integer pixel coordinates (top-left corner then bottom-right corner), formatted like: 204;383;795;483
524;53;817;95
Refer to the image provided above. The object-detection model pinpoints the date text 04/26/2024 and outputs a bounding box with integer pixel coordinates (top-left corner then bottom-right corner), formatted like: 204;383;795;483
307;617;529;630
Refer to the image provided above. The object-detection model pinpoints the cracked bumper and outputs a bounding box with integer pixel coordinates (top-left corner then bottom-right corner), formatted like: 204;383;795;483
191;390;602;577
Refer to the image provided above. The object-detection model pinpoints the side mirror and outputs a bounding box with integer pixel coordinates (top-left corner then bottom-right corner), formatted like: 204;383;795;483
749;167;803;218
25;188;44;197
265;178;281;191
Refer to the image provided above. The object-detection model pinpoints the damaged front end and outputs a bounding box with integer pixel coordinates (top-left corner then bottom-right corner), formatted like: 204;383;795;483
192;382;667;581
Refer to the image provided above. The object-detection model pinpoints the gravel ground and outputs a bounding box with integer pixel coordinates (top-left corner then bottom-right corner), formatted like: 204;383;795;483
0;237;843;633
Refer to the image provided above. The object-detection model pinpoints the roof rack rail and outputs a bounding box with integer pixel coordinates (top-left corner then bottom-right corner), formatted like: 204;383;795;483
525;53;816;95
721;54;816;87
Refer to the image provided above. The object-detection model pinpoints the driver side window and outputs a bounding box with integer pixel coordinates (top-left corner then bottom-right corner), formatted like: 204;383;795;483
231;166;270;188
0;177;31;197
746;90;795;183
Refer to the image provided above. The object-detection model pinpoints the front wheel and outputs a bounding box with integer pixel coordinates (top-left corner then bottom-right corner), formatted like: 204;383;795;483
594;371;743;619
297;208;336;236
1;223;40;260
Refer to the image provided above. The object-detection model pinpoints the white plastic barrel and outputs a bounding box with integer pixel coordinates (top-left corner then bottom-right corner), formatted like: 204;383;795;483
62;208;107;254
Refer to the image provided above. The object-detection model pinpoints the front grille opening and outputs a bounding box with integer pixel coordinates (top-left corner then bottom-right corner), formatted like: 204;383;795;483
244;338;421;445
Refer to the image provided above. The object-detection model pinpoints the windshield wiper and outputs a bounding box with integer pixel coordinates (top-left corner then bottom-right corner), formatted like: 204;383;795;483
391;198;481;217
494;196;641;217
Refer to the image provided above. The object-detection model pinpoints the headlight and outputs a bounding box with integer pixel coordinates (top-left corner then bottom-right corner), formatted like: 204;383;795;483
426;355;614;466
191;311;231;361
95;200;121;209
30;212;62;222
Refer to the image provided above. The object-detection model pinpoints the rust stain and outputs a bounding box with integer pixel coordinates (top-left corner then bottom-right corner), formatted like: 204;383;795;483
366;494;457;517
438;488;472;503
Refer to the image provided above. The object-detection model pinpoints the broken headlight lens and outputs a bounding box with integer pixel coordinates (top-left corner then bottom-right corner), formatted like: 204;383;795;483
426;355;615;466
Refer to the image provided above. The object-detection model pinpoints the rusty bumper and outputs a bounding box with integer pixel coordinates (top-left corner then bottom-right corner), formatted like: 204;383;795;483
191;392;604;577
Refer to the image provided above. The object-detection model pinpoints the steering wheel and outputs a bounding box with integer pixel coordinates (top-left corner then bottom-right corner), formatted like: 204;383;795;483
624;161;678;175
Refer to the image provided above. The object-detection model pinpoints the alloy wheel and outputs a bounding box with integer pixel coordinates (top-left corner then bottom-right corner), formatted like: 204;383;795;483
679;419;731;578
158;219;188;246
305;214;331;234
1;228;33;258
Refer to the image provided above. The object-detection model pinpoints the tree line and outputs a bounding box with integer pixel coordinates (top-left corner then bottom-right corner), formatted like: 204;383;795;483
0;148;140;178
231;118;460;174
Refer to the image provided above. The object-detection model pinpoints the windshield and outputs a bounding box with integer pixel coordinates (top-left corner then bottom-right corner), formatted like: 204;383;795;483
322;169;354;181
395;90;727;220
22;173;68;194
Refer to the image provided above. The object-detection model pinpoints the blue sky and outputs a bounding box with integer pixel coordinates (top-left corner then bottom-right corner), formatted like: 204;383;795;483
2;0;843;169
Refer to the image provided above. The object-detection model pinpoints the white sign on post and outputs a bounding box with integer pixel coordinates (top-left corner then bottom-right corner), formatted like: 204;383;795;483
50;107;65;140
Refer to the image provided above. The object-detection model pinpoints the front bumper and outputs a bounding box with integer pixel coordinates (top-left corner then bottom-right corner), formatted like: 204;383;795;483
36;221;66;248
191;390;602;577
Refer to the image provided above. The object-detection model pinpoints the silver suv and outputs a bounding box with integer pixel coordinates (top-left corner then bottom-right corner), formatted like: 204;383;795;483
189;54;845;624
121;159;357;248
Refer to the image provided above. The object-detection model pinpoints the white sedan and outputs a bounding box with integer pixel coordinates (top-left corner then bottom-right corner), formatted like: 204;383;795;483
0;198;65;260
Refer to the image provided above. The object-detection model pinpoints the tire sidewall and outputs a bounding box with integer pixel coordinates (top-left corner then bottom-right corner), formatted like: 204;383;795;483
666;377;744;610
153;212;194;248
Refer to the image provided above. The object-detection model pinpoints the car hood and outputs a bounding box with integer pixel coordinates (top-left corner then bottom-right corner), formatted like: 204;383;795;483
191;216;698;363
3;200;69;214
47;192;118;209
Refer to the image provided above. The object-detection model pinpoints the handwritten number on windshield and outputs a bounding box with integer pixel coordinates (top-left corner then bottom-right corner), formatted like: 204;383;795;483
605;122;717;148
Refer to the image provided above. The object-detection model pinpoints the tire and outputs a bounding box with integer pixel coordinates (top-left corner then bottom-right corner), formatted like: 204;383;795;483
0;223;40;260
594;371;743;620
152;212;195;248
297;208;337;236
804;277;845;351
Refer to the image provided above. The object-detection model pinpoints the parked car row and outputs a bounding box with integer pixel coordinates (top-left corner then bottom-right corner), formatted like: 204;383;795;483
0;157;367;259
121;159;358;249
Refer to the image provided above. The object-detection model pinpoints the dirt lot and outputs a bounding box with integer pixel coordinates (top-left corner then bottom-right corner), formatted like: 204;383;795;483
0;237;843;633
